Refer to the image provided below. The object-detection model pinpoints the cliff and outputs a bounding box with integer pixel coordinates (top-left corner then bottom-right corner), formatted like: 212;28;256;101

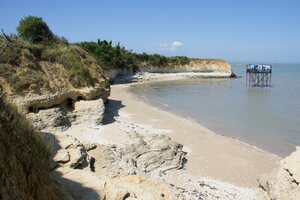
106;59;234;82
0;36;110;113
0;35;112;199
140;59;232;74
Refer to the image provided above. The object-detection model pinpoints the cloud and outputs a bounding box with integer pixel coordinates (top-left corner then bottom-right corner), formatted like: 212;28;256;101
159;41;184;51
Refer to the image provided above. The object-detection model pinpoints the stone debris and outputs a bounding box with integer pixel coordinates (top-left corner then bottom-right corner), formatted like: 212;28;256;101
27;97;300;200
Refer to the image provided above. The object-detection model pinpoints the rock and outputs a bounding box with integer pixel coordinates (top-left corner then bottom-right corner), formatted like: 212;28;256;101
51;168;178;200
41;134;90;170
82;142;97;151
27;108;71;132
124;134;185;174
67;146;88;169
53;149;70;164
258;147;300;200
282;147;300;183
51;168;105;200
72;99;105;125
89;134;186;178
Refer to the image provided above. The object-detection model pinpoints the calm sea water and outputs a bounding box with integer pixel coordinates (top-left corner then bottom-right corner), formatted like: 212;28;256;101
131;63;300;157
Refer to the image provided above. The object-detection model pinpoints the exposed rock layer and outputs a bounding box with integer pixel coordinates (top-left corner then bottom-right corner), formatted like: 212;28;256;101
140;59;232;74
106;59;233;82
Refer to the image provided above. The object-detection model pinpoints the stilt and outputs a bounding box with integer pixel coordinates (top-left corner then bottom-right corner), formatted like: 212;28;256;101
246;64;272;87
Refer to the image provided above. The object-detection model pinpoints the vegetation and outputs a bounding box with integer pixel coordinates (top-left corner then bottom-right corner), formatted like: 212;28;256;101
0;92;55;199
0;15;194;90
78;40;190;72
0;34;102;89
40;43;95;86
17;16;54;43
78;40;139;72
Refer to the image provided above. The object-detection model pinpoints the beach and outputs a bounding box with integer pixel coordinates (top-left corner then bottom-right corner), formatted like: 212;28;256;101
98;77;279;187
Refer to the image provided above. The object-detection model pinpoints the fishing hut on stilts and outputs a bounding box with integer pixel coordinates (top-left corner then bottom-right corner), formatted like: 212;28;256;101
246;64;272;87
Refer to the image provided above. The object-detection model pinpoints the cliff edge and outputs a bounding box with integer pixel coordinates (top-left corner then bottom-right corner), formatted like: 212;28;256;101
0;36;110;113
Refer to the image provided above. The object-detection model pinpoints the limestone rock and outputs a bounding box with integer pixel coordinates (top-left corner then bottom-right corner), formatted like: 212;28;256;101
40;133;90;169
124;133;185;174
72;99;105;125
67;146;88;169
51;168;178;200
258;147;300;200
82;142;97;151
89;134;186;178
53;149;70;164
27;108;70;132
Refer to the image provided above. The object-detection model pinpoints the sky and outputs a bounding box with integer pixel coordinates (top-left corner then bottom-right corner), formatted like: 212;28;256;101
0;0;299;63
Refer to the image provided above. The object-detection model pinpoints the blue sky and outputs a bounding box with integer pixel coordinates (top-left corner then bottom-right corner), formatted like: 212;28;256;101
0;0;299;62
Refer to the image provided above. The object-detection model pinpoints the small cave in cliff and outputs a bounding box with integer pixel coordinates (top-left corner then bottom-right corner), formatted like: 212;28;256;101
76;96;85;101
28;106;34;113
66;98;74;109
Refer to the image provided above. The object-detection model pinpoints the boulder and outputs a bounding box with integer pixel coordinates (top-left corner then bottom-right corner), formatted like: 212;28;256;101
89;133;186;178
27;108;70;132
72;99;105;125
258;147;300;200
53;149;70;164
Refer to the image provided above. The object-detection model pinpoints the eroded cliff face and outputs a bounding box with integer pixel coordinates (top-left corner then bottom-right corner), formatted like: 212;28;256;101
188;59;232;73
140;59;233;75
0;38;110;113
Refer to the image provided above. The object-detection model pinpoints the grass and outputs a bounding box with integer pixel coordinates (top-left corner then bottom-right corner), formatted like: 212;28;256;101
41;43;95;86
0;36;100;89
0;94;50;158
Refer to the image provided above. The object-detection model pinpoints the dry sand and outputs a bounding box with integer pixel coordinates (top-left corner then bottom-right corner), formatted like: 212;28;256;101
99;79;279;188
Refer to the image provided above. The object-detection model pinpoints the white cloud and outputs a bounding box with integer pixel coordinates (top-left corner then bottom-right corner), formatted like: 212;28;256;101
171;41;183;47
159;41;184;51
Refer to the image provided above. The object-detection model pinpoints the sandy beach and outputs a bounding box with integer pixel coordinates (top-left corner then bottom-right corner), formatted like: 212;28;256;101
97;78;279;188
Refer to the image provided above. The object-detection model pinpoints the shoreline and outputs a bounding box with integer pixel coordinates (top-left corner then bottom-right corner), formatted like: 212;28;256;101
129;83;282;160
100;75;280;187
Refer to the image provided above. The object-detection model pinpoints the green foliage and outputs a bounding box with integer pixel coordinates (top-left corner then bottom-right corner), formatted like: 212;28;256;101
78;40;139;72
78;40;191;72
17;16;54;43
41;44;95;86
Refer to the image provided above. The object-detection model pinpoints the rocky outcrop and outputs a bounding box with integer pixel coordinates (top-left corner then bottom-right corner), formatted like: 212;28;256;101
72;99;105;125
27;98;105;132
12;85;109;113
258;147;300;200
0;40;111;114
105;68;134;83
48;134;90;170
88;133;186;178
141;59;232;75
106;59;234;83
51;168;181;200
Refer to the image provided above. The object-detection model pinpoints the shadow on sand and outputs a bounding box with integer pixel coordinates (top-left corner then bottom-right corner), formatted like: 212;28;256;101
102;99;125;125
40;131;102;199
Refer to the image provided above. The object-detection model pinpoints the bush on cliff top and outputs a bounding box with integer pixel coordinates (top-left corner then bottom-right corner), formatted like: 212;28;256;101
17;16;54;43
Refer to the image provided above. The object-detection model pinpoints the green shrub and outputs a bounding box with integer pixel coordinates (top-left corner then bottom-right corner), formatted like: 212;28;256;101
17;16;54;43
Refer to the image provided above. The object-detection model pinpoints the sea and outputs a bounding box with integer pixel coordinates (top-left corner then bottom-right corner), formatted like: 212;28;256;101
131;63;300;157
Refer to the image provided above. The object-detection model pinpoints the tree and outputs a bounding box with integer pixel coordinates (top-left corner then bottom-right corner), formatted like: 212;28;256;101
17;16;54;43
